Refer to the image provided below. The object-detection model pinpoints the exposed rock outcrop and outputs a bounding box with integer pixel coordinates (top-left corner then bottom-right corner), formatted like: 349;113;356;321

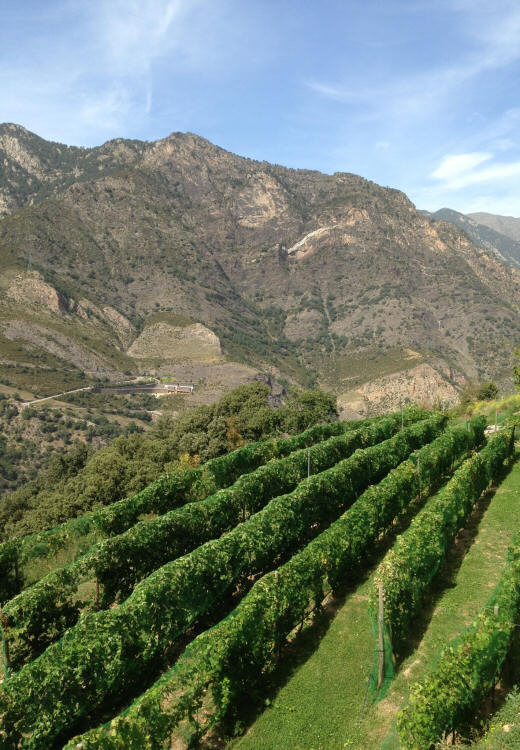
128;322;222;362
338;363;459;418
6;271;67;314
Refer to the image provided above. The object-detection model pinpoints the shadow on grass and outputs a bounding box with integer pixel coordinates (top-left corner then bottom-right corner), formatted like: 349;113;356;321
393;451;519;673
202;472;460;748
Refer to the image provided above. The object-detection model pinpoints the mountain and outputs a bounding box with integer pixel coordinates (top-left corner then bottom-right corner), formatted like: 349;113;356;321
428;208;520;268
467;211;520;244
1;123;520;416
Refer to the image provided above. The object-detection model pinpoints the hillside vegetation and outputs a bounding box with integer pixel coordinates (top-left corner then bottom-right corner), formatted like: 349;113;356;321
0;383;336;540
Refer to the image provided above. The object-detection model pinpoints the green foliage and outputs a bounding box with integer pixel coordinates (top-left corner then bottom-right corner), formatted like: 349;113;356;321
477;380;499;400
514;348;520;389
278;388;338;433
369;421;513;657
0;412;441;748
1;416;382;668
0;415;351;604
63;416;466;750
472;686;520;749
397;524;520;750
0;383;338;541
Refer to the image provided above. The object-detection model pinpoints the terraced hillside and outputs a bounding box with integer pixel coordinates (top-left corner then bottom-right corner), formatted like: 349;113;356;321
0;406;516;749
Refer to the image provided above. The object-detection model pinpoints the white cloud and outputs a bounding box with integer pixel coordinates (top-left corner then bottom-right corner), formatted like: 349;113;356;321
305;81;363;102
90;0;187;74
79;84;133;131
431;152;492;180
430;152;520;190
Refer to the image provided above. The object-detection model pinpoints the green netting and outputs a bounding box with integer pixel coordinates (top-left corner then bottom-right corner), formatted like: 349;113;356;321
366;419;513;702
368;612;396;697
396;518;520;749
0;615;9;681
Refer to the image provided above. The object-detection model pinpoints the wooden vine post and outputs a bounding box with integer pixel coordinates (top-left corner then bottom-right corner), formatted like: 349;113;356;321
0;610;10;679
95;549;100;608
377;584;385;689
307;448;311;479
417;456;421;501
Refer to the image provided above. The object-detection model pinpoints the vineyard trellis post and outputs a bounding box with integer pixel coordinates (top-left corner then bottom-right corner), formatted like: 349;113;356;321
307;448;311;479
95;549;100;608
0;610;10;679
377;584;385;689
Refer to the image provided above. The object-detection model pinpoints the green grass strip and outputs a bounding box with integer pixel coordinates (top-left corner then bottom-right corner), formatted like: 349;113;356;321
397;516;520;749
369;426;515;669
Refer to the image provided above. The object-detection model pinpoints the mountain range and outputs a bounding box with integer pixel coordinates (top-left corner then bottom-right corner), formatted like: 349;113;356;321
1;123;520;416
425;208;520;268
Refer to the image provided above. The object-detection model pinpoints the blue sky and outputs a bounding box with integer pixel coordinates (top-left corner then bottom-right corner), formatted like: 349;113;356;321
2;0;520;215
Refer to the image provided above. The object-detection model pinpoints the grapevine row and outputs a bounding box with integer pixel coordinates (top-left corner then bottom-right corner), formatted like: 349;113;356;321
0;418;359;603
64;418;478;749
397;497;520;749
0;415;444;749
369;425;515;659
2;413;409;670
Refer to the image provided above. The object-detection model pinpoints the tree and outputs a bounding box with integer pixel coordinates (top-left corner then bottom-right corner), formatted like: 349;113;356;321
514;348;520;390
280;388;338;434
476;381;498;401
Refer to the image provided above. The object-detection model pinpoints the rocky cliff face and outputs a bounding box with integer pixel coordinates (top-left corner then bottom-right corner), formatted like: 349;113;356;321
1;124;519;406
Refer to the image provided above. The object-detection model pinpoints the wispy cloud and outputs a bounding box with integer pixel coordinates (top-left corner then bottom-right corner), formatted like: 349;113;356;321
89;0;187;74
307;3;520;124
306;82;364;103
431;153;520;190
431;153;492;181
0;0;215;144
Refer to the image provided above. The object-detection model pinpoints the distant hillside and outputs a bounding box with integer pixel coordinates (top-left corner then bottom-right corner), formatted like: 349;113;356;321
468;211;520;243
428;208;520;268
1;123;520;417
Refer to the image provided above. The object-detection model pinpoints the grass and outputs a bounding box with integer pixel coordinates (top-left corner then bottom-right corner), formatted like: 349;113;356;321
472;688;520;749
319;346;424;392
468;394;520;426
229;450;520;750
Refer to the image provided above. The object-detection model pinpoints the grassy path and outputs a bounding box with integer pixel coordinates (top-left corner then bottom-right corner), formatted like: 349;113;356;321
229;453;520;750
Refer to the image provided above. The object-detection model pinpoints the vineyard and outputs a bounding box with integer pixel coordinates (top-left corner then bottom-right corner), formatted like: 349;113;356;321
0;407;518;749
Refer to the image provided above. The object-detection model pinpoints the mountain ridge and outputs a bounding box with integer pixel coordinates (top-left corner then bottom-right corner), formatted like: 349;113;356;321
1;124;519;415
